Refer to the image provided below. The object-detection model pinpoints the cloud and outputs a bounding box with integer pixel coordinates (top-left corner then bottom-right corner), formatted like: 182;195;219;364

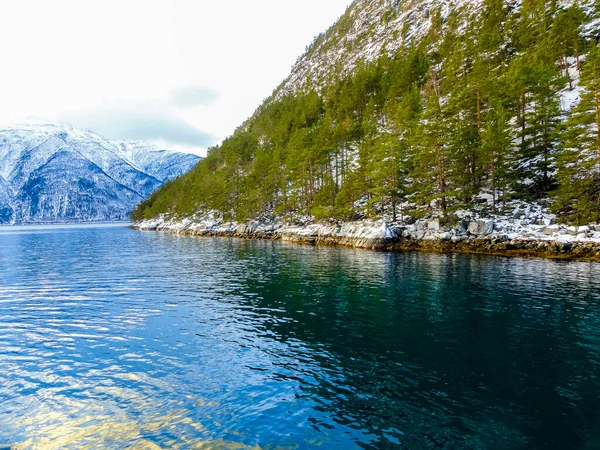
65;108;217;148
170;86;220;108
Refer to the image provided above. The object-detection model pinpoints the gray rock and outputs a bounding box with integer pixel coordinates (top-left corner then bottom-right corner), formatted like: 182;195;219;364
567;226;578;236
513;208;523;219
544;225;560;235
428;220;440;231
578;226;591;235
467;220;494;236
457;220;469;233
468;221;483;235
483;221;495;235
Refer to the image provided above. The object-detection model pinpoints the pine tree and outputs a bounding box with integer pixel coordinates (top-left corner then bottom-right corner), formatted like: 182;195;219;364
555;42;600;223
521;67;563;197
368;86;421;221
412;72;449;215
551;4;586;85
440;9;485;208
507;0;564;198
481;103;515;213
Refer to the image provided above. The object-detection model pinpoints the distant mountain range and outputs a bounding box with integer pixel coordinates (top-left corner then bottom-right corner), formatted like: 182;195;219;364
0;122;200;224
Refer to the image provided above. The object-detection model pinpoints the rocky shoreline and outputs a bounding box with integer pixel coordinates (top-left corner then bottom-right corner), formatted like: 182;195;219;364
132;216;600;262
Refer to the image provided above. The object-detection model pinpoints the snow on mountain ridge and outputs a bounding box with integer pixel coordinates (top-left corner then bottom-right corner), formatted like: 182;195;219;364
0;122;201;224
0;121;194;177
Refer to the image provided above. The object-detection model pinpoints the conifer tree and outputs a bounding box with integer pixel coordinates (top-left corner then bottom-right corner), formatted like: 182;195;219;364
551;5;585;84
555;42;600;222
368;86;420;221
481;103;515;213
412;73;449;215
508;0;564;198
521;68;563;196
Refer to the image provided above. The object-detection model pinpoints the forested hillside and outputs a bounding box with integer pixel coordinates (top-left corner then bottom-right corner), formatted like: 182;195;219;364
133;0;600;225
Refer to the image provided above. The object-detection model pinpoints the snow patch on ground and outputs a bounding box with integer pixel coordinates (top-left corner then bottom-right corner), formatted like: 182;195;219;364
134;203;600;257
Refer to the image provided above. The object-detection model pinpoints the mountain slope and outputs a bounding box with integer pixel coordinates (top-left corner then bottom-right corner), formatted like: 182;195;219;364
275;0;587;99
275;0;479;99
134;0;600;225
0;122;200;224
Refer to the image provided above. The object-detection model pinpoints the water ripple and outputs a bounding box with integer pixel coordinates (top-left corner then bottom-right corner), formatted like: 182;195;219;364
0;225;599;449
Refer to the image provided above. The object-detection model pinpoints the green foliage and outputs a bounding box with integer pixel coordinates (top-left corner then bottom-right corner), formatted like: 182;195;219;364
555;42;600;223
132;1;600;225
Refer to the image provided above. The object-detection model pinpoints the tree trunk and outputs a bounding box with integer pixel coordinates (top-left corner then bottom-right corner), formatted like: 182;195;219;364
477;90;482;137
436;137;446;213
521;92;526;148
335;153;340;188
543;116;549;188
491;148;496;214
312;170;316;209
564;55;573;90
594;83;600;173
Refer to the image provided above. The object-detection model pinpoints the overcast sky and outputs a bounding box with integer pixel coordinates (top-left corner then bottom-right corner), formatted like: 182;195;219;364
0;0;349;155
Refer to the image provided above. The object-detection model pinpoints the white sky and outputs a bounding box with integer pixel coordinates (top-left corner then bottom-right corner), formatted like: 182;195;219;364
0;0;349;155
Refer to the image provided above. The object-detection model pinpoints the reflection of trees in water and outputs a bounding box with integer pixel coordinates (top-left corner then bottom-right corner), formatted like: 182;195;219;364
214;241;600;449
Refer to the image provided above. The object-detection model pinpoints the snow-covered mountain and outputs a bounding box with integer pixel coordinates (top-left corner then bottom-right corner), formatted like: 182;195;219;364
0;122;200;224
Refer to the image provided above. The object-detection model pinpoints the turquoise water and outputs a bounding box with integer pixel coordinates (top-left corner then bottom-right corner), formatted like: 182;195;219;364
0;225;599;449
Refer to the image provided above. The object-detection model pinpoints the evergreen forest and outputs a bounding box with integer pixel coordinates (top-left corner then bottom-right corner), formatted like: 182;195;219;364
132;0;600;225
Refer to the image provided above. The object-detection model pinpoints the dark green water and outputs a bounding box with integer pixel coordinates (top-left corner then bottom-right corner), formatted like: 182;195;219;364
0;225;599;449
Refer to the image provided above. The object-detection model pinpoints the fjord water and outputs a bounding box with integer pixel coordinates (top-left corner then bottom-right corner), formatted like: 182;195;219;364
1;226;599;449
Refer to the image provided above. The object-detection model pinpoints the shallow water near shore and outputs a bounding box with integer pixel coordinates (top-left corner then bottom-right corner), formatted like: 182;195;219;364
1;224;600;449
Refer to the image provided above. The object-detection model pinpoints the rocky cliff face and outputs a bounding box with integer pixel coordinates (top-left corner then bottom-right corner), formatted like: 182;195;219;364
274;0;484;99
0;123;200;224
